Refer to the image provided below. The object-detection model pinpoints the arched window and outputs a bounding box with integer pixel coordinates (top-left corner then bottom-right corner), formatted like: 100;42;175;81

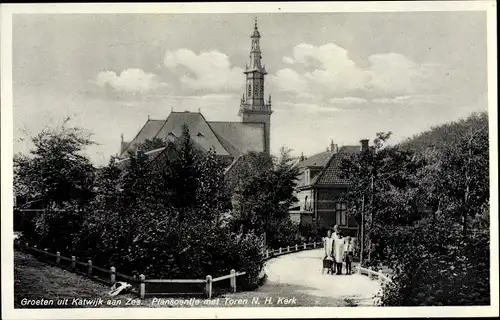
304;196;309;211
260;85;264;97
248;84;251;98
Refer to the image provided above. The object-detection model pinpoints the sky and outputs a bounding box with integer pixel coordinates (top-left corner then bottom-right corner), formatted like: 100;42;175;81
12;12;488;166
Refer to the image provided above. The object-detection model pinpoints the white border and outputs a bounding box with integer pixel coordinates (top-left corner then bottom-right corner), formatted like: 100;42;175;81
1;2;498;319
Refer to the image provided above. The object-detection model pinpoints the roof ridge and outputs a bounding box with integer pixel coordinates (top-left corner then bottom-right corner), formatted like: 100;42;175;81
120;119;159;157
151;113;173;141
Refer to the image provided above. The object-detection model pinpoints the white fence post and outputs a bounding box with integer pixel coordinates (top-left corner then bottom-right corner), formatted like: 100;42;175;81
230;269;236;293
303;243;307;250
313;242;316;248
139;274;146;299
205;275;212;299
110;267;116;284
295;244;298;251
368;267;373;279
56;252;60;264
265;250;269;259
87;260;93;277
71;256;76;269
287;245;290;252
279;247;282;254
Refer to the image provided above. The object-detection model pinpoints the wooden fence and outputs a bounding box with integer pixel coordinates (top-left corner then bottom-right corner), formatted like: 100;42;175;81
15;242;246;299
356;266;393;284
261;241;324;262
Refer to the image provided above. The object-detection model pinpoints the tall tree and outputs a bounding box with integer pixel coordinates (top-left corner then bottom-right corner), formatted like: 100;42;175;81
14;118;96;208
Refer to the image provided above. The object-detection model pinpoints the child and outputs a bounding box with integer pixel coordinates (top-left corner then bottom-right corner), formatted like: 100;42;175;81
344;236;353;275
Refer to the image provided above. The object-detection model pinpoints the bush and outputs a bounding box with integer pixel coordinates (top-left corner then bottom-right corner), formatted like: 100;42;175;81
378;217;490;306
266;218;302;249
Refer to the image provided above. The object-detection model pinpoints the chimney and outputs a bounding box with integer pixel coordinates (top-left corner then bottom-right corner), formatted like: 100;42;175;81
360;139;369;151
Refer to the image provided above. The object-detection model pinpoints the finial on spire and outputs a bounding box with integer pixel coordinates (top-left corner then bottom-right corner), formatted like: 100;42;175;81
171;106;174;112
254;17;258;30
120;133;124;142
198;107;201;113
148;114;150;120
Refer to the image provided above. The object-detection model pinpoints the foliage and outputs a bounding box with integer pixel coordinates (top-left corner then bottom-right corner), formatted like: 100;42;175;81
14;118;96;208
14;119;96;251
338;113;490;306
135;137;167;153
76;124;263;284
226;147;300;248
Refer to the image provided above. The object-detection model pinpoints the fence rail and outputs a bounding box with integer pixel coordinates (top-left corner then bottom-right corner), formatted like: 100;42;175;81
16;239;330;299
15;241;247;299
357;266;393;284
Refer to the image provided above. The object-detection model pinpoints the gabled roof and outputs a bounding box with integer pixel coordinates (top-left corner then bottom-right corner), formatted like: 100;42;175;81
312;145;360;186
119;112;232;158
295;150;335;188
120;120;166;157
155;112;230;156
296;150;333;169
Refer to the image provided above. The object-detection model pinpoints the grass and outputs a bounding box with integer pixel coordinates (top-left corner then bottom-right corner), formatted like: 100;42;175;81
14;250;147;308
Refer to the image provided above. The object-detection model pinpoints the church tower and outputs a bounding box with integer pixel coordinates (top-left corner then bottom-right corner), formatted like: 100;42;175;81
239;18;272;155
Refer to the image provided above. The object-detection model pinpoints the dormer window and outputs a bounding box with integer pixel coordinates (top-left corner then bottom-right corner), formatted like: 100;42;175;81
305;169;311;185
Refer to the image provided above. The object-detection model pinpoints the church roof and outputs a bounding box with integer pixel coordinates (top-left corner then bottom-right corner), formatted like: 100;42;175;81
119;111;265;160
208;122;265;157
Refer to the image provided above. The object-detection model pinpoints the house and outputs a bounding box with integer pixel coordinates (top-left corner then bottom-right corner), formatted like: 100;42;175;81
116;19;272;172
289;139;369;236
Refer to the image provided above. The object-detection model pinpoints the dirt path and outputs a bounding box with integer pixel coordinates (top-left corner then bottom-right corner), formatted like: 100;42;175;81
219;248;382;307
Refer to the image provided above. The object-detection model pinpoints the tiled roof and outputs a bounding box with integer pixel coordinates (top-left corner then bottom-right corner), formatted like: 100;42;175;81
295;150;335;188
208;122;265;157
296;151;332;168
313;145;360;185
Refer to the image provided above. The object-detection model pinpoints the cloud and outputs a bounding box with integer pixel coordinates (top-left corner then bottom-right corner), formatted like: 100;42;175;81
329;97;368;104
278;101;342;113
282;56;295;64
273;68;308;93
372;94;451;105
274;43;450;101
163;49;244;92
95;68;167;94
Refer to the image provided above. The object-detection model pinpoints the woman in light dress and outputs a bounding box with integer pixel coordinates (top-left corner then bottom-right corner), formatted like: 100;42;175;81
332;225;345;275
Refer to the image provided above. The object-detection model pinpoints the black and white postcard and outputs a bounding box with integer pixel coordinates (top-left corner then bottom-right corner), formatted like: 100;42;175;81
1;2;498;319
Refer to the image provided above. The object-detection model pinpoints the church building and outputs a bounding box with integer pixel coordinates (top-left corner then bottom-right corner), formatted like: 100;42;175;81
117;19;272;171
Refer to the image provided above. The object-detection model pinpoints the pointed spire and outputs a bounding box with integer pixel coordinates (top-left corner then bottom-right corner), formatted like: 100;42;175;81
120;133;124;142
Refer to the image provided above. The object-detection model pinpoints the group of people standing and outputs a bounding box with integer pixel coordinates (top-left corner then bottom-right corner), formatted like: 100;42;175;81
323;225;354;275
